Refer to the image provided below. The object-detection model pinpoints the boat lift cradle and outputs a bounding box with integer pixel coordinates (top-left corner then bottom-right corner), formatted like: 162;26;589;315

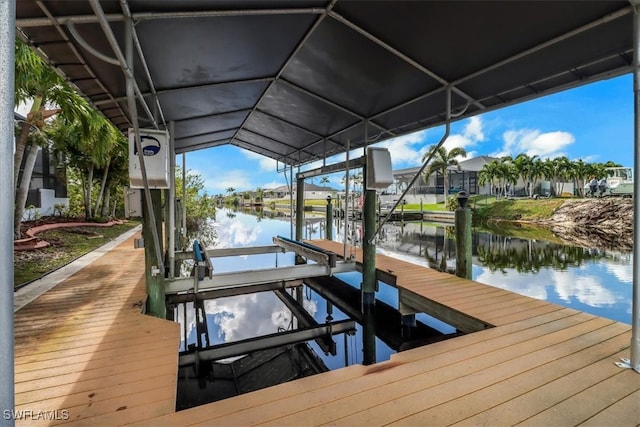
166;237;355;295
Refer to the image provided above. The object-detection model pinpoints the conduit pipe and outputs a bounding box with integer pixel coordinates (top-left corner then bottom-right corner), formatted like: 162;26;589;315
119;0;166;126
369;87;453;244
117;5;164;276
87;0;158;129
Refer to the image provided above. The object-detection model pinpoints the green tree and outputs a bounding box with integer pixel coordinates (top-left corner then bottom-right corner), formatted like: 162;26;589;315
47;110;122;220
509;154;539;197
13;40;95;236
569;159;591;197
551;156;572;196
422;145;467;199
478;160;501;198
175;167;216;235
528;157;545;197
497;158;518;197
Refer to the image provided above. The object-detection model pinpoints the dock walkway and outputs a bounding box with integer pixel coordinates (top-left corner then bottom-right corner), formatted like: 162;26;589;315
13;233;179;426
134;239;638;426
13;236;639;425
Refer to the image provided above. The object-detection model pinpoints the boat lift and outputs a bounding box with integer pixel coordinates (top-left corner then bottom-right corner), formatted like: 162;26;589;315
166;236;355;295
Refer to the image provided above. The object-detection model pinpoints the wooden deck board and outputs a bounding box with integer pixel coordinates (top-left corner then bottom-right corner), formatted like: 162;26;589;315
236;319;623;427
14;237;637;426
14;234;180;426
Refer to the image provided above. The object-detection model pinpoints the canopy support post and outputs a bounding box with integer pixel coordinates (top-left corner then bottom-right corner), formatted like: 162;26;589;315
0;0;15;423
168;121;176;279
619;0;640;373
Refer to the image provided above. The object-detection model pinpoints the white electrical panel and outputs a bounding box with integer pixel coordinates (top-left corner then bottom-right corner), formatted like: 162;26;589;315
366;147;394;190
124;186;142;218
128;128;170;189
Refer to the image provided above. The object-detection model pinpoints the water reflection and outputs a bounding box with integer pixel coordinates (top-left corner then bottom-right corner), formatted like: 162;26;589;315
375;221;632;324
173;209;460;408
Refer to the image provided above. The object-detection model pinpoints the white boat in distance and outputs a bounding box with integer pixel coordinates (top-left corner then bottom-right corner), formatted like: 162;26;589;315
585;167;634;198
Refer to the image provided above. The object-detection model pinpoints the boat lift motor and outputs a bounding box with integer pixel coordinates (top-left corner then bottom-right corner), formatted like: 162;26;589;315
192;239;213;281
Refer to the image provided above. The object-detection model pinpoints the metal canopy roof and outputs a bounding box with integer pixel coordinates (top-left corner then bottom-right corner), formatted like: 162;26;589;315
16;1;633;166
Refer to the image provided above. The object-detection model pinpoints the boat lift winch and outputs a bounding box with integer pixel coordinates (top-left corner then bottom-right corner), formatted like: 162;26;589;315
166;237;355;295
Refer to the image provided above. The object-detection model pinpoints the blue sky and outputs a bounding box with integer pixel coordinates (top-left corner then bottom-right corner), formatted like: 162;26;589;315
182;74;634;195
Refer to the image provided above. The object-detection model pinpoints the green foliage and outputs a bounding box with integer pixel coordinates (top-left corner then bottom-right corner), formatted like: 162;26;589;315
422;144;467;198
477;154;623;199
13;221;140;288
472;199;564;223
445;195;459;211
53;203;67;217
175;167;216;235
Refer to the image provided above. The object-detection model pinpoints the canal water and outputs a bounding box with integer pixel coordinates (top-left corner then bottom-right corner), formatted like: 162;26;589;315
174;207;632;409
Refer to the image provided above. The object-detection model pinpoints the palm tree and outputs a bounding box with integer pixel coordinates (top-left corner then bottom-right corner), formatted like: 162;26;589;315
528;158;545;197
14;40;98;235
541;158;555;196
319;176;330;186
569;159;590;197
422;145;467;199
47;109;120;220
478;160;501;198
497;160;518;197
551;156;572;196
510;154;538;197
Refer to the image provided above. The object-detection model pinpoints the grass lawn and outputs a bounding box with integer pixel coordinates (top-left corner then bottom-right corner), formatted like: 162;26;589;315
14;220;140;289
472;197;565;222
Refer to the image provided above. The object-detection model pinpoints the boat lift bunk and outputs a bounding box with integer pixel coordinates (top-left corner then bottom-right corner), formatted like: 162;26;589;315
166;237;355;296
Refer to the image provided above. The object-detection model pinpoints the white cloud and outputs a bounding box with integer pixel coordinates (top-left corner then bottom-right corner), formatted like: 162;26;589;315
463;116;485;142
259;180;287;190
204;293;292;343
435;116;486;159
604;261;632;284
204;169;252;192
494;129;575;159
243;149;279;172
376;130;428;166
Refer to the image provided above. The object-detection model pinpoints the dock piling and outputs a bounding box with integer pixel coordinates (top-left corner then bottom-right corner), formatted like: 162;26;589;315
326;195;333;240
455;192;472;280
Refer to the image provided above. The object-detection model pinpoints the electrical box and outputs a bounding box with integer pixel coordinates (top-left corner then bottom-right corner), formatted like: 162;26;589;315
124;186;142;218
128;128;170;189
366;147;394;190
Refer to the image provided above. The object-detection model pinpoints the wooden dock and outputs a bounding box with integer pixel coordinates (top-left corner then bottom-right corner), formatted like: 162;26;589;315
13;236;639;425
13;234;180;426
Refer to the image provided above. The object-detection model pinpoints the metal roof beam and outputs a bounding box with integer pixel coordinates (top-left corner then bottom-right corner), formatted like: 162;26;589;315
230;0;338;156
93;77;275;106
173;108;251;126
255;108;343;150
175;138;229;154
278;79;395;137
240;128;320;160
88;0;158;129
234;136;298;160
16;7;325;27
452;5;633;87
174;125;239;140
120;0;166;127
31;1;129;126
328;10;485;111
298;156;366;179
